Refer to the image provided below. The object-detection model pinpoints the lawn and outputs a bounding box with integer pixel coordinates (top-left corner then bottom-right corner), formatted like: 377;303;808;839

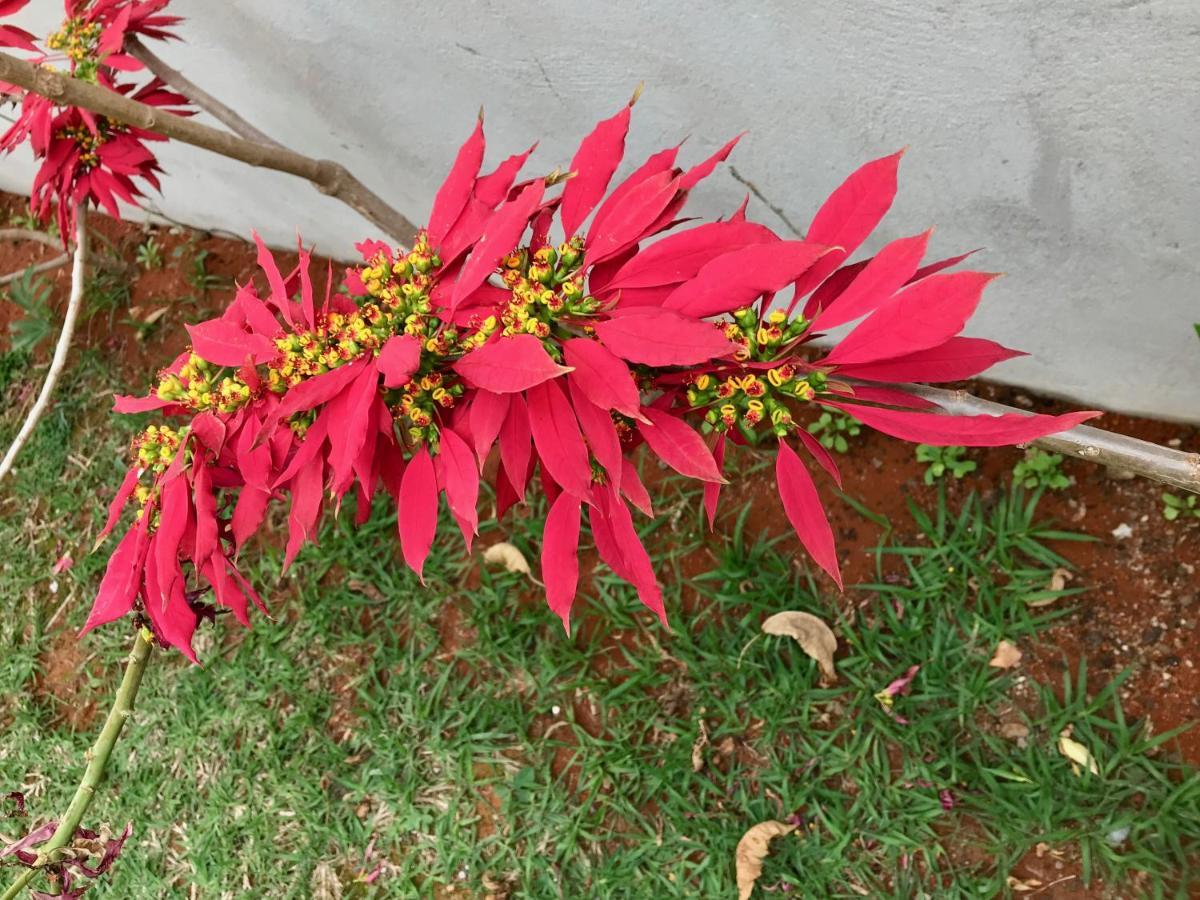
1;333;1197;898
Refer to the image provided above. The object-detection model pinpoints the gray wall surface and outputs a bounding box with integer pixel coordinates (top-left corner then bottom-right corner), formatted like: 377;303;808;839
3;1;1199;421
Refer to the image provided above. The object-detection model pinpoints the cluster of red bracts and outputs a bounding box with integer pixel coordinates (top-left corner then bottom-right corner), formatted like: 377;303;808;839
90;97;1097;660
0;0;187;238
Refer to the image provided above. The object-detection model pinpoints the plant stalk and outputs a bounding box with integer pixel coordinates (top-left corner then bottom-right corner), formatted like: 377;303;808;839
1;629;154;900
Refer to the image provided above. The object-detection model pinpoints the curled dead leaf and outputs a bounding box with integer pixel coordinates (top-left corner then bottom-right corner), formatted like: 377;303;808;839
1029;567;1073;608
989;639;1023;669
691;717;709;773
1058;727;1100;776
761;611;838;683
483;542;536;581
735;820;797;900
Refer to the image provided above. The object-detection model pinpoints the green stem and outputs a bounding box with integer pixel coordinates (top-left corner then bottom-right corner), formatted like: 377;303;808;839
2;629;154;900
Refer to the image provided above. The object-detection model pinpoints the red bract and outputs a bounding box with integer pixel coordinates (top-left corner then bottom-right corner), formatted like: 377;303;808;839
0;0;188;236
90;102;1098;659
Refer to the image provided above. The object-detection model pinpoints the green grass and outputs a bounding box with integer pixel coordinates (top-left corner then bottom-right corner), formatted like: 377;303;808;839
0;345;1197;898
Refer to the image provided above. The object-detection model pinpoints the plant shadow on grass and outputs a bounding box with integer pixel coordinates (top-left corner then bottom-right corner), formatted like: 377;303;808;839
0;344;1196;898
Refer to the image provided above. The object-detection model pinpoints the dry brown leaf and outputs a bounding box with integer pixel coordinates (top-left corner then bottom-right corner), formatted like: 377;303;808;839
1029;567;1073;607
1058;727;1100;776
483;542;532;576
989;639;1023;669
761;611;838;683
1007;875;1043;892
735;820;797;900
691;718;709;773
999;721;1031;743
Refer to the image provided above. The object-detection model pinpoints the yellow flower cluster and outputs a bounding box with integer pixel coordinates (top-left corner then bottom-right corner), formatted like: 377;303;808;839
133;424;184;476
688;306;822;438
54;122;109;169
157;354;252;414
496;239;594;342
46;17;102;70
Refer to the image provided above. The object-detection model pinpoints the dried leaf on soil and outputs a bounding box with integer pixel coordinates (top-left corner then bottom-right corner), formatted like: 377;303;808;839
1058;727;1100;776
691;717;709;773
483;542;532;576
989;639;1023;669
761;611;837;682
735;820;797;900
1028;567;1073;608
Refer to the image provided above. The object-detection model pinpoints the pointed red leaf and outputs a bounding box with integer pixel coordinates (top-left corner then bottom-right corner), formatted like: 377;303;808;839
143;534;198;663
450;180;544;308
664;240;831;318
621;458;654;518
192;457;218;565
398;446;438;581
468;390;510;466
563;338;642;419
679;133;742;191
790;150;904;305
831;337;1026;383
703;432;726;529
597;484;667;625
436;428;480;548
428;117;485;245
909;248;979;283
185;318;275;367
253;231;294;326
586;170;680;265
594;309;737;367
811;230;931;331
283;453;324;570
776;441;842;588
795;428;843;487
453;332;569;393
541;492;582;633
475;142;537;207
822;271;999;367
98;467;139;544
499;393;532;499
232;486;271;551
81;519;146;634
526;379;592;501
606;219;776;290
377;334;422;387
153;475;190;597
638;407;723;483
327;362;380;497
560;103;632;238
274;357;368;421
567;378;622;488
821;401;1100;448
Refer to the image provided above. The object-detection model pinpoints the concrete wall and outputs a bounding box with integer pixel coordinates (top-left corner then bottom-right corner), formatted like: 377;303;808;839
3;1;1199;421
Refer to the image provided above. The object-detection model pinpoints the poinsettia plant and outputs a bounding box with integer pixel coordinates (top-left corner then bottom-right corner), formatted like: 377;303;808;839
86;97;1098;659
0;0;188;238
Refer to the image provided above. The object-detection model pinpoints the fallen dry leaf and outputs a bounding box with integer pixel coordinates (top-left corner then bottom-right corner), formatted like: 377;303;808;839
989;639;1023;669
1058;727;1100;776
999;721;1031;743
483;542;532;577
1007;875;1044;892
735;820;797;900
1028;567;1074;608
761;611;837;683
691;718;709;773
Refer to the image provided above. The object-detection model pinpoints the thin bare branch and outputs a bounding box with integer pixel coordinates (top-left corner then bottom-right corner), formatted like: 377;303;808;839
126;37;278;146
0;50;418;247
0;228;70;285
0;206;88;483
873;381;1200;495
